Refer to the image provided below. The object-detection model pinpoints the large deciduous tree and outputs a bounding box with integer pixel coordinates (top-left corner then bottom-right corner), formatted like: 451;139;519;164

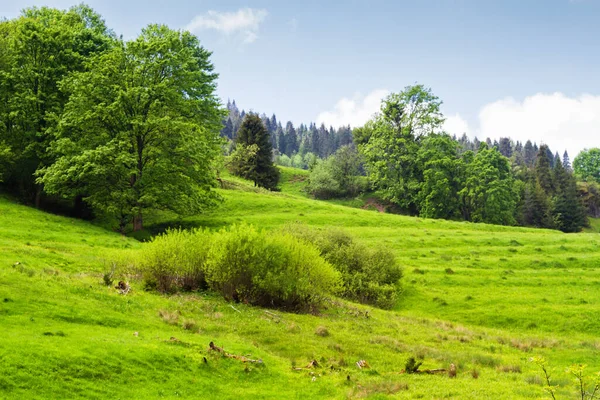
232;113;280;190
355;84;444;214
0;5;114;205
39;24;223;231
460;144;519;225
416;134;464;220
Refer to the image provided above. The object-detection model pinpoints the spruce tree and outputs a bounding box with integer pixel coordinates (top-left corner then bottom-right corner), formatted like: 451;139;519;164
521;179;553;228
535;145;555;195
285;121;298;155
552;157;586;232
235;113;280;190
563;150;571;172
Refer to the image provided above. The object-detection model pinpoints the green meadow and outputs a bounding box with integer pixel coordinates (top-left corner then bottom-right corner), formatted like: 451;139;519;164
2;167;600;399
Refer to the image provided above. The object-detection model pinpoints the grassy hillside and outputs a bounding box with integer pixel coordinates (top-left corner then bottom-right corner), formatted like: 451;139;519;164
3;173;600;399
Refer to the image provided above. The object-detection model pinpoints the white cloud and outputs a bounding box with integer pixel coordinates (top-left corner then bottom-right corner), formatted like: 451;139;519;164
185;8;268;44
443;93;600;157
316;89;390;128
443;113;470;136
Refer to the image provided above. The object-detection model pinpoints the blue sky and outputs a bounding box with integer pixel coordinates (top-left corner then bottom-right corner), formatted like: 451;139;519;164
3;0;600;156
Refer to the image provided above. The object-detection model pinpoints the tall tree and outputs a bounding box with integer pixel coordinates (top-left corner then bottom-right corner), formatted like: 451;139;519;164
552;157;586;232
40;24;223;231
285;121;298;155
356;84;444;213
417;134;463;219
234;113;280;190
535;145;555;195
563;150;571;172
460;144;519;225
0;5;114;205
520;179;553;228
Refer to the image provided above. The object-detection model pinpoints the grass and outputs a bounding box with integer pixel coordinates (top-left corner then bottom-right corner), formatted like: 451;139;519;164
3;169;600;398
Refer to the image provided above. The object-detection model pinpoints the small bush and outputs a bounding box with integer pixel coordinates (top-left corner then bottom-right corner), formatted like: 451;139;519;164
204;224;341;311
280;224;402;309
140;229;211;293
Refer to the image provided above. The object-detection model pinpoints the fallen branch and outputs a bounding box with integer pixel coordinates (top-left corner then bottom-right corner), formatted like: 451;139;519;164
229;304;241;314
209;341;263;364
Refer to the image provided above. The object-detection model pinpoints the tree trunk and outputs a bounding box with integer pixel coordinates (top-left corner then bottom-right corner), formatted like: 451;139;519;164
34;185;42;209
133;212;143;232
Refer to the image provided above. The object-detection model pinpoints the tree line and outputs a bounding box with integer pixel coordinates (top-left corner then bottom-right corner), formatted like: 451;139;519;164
0;5;223;231
351;85;587;232
221;100;353;163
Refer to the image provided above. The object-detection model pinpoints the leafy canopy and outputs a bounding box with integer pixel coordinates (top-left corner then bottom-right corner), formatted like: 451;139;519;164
39;24;223;231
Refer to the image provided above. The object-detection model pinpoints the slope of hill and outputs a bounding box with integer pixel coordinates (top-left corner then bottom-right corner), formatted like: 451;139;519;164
2;173;600;398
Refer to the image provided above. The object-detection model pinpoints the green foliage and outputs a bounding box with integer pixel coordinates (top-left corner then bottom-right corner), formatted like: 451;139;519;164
204;224;340;310
138;229;211;293
280;224;402;309
520;179;553;228
0;5;114;203
306;145;364;200
417;134;463;219
574;148;600;182
552;159;587;232
356;84;444;212
0;142;11;182
227;144;260;179
460;145;519;225
38;24;223;231
306;158;342;199
233;113;280;190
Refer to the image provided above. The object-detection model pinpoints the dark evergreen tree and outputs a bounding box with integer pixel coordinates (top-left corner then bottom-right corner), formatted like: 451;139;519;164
535;145;554;195
498;137;512;157
520;179;553;228
235;113;280;189
546;146;555;168
221;117;234;140
285;121;298;154
524;140;536;167
276;123;286;155
563;150;571;172
552;157;586;232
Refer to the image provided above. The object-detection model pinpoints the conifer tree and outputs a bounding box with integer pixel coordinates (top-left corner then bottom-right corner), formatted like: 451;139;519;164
535;145;555;195
552;156;586;232
234;113;280;190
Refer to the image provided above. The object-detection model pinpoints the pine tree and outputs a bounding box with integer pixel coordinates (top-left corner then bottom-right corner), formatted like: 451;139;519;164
521;179;553;228
524;140;536;167
285;121;298;155
563;150;571;172
498;137;512;157
552;157;586;232
235;113;280;190
535;145;554;195
221;117;234;140
276;123;286;155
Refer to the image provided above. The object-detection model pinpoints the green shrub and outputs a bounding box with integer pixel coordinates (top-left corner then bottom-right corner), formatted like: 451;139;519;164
204;224;341;310
280;224;403;309
140;228;211;293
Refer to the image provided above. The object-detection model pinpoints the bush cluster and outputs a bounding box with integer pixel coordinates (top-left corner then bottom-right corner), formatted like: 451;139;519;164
128;223;401;310
135;225;340;311
279;224;403;309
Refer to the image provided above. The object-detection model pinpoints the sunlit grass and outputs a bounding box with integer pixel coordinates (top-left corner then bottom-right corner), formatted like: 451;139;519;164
2;171;600;398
